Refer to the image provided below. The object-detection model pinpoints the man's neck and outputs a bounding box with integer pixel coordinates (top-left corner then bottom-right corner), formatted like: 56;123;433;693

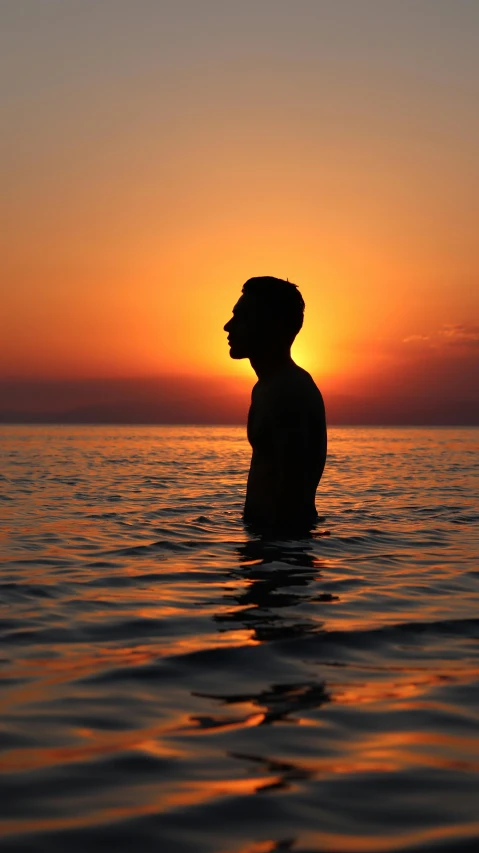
250;350;294;381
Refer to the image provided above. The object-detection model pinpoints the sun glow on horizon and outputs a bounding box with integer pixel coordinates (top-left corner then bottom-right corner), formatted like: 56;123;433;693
0;1;478;422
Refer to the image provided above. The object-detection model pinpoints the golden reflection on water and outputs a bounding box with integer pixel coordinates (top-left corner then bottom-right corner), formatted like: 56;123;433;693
0;775;281;840
234;821;479;853
293;822;479;853
333;666;479;706
0;426;478;850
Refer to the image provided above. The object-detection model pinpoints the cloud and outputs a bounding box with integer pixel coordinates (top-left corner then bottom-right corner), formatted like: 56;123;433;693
402;334;431;344
402;323;479;350
439;324;479;347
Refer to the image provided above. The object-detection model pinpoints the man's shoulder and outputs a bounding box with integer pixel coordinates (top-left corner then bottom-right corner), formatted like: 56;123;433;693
276;365;322;402
255;365;324;412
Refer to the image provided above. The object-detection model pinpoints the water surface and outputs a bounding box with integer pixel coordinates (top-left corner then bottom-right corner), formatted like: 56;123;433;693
1;426;478;852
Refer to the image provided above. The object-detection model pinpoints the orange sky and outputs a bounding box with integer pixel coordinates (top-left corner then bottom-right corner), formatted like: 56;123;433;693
1;1;478;422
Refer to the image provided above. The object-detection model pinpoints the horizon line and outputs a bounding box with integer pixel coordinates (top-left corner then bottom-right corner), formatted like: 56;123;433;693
1;421;478;429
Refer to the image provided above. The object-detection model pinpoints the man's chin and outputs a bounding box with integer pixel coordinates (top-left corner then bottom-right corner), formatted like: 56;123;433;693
229;347;248;360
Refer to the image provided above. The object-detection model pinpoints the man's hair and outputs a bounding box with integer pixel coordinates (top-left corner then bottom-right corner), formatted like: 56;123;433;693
241;276;305;342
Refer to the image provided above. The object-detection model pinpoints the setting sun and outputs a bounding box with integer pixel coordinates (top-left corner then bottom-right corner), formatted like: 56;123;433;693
0;0;477;425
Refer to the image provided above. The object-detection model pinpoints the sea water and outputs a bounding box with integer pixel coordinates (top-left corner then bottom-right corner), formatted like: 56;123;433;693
0;425;478;852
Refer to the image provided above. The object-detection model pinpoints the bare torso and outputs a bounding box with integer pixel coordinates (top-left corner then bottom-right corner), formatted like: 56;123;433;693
244;363;327;533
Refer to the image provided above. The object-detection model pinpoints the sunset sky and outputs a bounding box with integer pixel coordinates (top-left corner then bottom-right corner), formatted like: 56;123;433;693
1;0;478;423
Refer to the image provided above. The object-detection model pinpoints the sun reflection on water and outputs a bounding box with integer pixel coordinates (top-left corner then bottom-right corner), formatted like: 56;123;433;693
0;425;478;851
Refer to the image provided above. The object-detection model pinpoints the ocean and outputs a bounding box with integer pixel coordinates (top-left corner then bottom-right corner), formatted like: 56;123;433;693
0;425;478;853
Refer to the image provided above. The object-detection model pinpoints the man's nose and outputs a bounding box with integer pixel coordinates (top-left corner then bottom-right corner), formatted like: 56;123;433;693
224;318;232;332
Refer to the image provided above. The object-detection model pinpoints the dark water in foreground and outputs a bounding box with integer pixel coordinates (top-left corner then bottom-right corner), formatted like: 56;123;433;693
1;425;478;853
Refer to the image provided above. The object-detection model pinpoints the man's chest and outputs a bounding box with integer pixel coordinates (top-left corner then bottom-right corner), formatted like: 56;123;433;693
247;395;277;450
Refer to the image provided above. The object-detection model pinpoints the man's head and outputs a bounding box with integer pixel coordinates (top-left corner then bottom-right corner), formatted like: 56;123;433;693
224;276;305;360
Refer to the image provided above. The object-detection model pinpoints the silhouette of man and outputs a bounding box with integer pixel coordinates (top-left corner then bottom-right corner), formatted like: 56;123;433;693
224;276;327;534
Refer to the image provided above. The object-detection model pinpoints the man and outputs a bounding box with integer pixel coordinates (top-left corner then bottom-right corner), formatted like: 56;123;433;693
224;276;327;535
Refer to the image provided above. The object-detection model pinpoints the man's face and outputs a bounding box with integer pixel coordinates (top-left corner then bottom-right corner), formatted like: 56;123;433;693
224;295;257;359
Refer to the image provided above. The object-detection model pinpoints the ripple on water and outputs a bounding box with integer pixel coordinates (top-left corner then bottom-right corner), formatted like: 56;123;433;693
0;425;478;852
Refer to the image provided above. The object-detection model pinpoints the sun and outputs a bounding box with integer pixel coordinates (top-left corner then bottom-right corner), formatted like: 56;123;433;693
291;336;324;376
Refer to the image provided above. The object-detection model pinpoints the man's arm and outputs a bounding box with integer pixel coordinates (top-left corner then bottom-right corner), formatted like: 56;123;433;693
270;403;315;530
